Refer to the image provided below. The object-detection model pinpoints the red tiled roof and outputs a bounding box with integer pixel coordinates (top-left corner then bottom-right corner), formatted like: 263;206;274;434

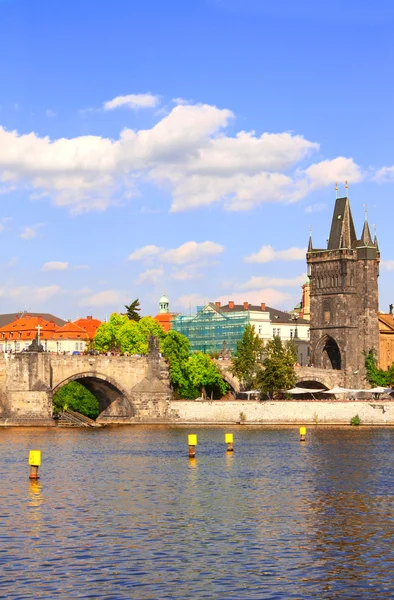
53;322;89;340
154;313;172;332
0;315;58;340
73;317;102;339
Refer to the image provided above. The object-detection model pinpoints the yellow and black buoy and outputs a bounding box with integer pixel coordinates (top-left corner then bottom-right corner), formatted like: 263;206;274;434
299;427;306;442
28;450;41;480
188;434;197;458
225;433;234;452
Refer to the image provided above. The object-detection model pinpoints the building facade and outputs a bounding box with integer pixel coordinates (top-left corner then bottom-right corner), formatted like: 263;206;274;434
171;301;310;363
307;195;380;387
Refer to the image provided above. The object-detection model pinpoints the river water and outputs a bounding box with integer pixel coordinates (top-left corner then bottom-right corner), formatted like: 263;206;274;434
1;426;394;599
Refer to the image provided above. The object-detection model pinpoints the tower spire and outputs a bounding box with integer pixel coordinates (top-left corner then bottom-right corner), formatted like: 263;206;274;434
308;225;313;252
361;203;373;246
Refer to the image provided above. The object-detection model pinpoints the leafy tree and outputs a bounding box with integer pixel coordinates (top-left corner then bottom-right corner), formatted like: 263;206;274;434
94;313;129;353
95;314;166;355
124;299;141;321
53;381;99;419
231;324;263;390
187;352;228;399
258;336;297;398
162;330;191;395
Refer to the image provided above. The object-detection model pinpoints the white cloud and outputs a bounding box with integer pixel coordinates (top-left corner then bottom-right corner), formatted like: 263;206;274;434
74;264;90;270
176;293;209;310
304;203;326;213
162;241;225;265
80;290;122;307
0;285;61;302
244;245;307;263
103;93;160;111
171;268;201;281
216;289;291;308
45;109;56;118
381;261;394;271
128;245;163;261
240;274;306;289
20;225;42;240
42;261;69;271
0;101;367;214
136;267;164;285
375;166;394;182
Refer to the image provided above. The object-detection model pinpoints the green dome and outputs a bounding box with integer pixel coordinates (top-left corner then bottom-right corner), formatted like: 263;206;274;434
160;294;169;304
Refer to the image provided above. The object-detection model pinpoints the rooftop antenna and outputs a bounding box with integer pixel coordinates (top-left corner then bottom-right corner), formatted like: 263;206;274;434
345;180;348;198
335;182;338;199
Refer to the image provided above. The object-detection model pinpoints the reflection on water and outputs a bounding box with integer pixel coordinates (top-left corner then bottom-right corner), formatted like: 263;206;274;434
1;426;394;598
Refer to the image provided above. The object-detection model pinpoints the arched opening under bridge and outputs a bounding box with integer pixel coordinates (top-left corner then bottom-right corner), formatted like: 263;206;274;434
295;379;330;399
53;372;134;420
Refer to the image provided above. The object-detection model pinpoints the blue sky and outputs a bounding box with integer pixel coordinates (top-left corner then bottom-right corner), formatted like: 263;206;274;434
0;0;394;320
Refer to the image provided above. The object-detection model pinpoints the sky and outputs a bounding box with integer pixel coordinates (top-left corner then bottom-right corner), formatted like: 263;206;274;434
1;0;394;321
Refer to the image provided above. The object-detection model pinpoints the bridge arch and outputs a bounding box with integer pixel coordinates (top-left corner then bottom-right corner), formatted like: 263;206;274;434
53;371;134;419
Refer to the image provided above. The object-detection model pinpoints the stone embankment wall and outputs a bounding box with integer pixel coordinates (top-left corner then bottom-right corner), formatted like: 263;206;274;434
171;400;394;425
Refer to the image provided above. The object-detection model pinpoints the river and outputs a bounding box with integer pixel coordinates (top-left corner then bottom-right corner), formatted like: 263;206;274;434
1;425;394;599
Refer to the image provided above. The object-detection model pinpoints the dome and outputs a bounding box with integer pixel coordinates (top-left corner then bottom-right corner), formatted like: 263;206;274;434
159;294;169;304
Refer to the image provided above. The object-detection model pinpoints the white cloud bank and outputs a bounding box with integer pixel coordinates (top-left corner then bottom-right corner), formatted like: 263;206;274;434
103;93;160;111
0;101;365;214
42;261;69;271
244;245;307;263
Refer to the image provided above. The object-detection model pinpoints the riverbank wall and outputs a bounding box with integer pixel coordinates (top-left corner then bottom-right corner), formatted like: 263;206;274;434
170;400;394;425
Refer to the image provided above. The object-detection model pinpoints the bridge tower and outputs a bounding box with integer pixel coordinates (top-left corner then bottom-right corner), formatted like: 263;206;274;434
307;192;380;388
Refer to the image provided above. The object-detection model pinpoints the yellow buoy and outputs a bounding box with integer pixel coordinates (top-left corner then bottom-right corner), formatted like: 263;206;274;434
299;427;306;442
225;433;234;452
188;434;197;458
28;450;41;479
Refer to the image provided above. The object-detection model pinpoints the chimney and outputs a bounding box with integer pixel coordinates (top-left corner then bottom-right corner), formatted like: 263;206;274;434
390;304;393;316
243;301;249;310
261;303;266;311
228;301;234;309
215;301;221;308
87;315;92;320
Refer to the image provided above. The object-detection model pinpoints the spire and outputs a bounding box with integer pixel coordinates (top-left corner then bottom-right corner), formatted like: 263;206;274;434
373;224;379;251
307;225;313;252
361;218;373;246
327;196;357;250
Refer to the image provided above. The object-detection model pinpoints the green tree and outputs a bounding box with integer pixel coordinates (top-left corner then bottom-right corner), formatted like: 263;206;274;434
124;299;141;321
231;324;263;390
94;313;129;353
258;336;297;398
187;352;228;399
162;330;191;395
95;313;166;355
53;381;99;419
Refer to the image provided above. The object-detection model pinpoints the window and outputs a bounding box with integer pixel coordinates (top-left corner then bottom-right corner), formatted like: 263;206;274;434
290;329;293;339
258;325;262;334
75;342;79;350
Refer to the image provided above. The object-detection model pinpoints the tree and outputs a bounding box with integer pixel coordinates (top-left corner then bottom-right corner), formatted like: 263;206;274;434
53;381;99;419
258;336;297;398
124;299;141;321
364;349;394;387
162;330;191;395
187;352;228;399
94;313;129;353
94;313;166;355
231;324;263;390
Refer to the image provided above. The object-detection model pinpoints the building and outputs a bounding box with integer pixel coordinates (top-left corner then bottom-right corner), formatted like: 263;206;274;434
378;307;394;371
0;315;59;352
154;294;173;332
0;313;98;353
51;322;90;354
74;316;102;341
171;301;310;364
294;276;311;321
0;312;67;328
307;192;380;387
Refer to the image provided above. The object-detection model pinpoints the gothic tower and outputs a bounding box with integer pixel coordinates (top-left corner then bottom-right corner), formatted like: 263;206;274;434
307;194;380;387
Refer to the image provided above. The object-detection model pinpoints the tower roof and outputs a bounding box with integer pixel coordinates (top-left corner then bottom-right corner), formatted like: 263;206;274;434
360;220;373;246
327;197;357;250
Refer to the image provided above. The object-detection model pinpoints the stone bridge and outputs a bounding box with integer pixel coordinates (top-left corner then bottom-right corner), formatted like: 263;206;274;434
215;360;344;392
0;350;172;425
